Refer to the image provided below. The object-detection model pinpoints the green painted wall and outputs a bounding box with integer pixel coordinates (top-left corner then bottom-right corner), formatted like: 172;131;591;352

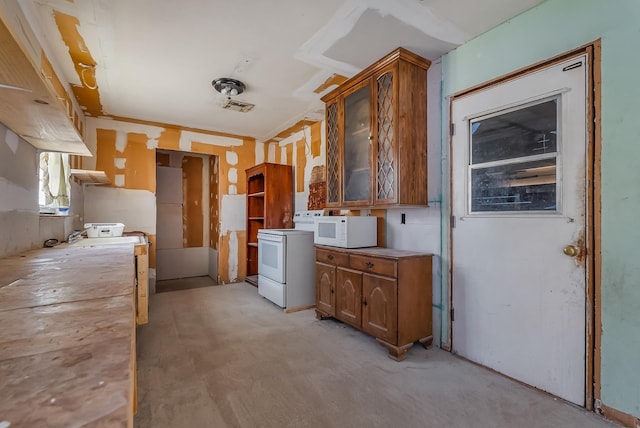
442;0;640;418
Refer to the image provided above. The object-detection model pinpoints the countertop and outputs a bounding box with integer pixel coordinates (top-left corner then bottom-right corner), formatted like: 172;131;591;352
314;244;432;259
0;241;139;427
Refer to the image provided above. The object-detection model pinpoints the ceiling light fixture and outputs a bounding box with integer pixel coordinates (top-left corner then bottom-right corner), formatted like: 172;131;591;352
212;78;245;97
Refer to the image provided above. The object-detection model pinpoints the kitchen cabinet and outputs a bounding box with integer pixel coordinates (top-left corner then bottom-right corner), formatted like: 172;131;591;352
322;48;431;208
315;245;433;361
336;267;362;328
315;261;336;317
245;163;293;286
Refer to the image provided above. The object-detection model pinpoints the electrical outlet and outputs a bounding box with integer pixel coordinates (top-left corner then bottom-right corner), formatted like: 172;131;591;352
401;213;406;224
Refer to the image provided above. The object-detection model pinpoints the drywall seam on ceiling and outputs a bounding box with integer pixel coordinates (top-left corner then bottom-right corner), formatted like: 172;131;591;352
296;0;468;76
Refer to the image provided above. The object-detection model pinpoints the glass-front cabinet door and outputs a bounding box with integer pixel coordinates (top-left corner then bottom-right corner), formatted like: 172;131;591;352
325;99;341;206
374;67;396;204
342;82;372;205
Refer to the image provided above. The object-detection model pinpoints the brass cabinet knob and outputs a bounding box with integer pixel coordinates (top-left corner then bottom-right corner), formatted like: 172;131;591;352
563;245;580;257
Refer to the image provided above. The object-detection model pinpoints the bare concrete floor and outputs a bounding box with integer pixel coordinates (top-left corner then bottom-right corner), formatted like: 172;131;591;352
135;282;618;428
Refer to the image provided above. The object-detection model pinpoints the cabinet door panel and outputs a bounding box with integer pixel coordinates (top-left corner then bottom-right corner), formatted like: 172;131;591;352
374;66;398;204
316;262;335;316
342;81;372;206
362;274;397;344
336;268;362;328
325;100;341;207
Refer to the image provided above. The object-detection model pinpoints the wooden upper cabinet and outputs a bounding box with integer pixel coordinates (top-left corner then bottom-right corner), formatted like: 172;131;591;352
325;99;341;206
322;48;430;208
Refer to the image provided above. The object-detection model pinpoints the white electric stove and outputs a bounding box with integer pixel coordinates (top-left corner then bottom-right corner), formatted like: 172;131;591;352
257;210;322;310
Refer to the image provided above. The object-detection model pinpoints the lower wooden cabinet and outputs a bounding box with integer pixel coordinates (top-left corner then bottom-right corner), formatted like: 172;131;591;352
315;245;432;361
336;268;362;329
362;273;397;344
315;262;336;317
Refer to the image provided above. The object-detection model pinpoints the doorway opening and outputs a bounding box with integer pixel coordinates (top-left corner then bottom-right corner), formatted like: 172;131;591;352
155;150;220;286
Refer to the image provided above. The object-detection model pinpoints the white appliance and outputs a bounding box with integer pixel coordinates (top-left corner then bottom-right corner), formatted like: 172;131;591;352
84;223;125;238
257;210;322;310
313;215;377;248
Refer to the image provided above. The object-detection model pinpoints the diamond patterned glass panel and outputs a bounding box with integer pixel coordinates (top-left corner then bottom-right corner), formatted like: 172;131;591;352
377;72;394;200
326;103;339;203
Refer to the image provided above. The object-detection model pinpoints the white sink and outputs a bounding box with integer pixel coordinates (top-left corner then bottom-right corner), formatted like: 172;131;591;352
71;236;143;246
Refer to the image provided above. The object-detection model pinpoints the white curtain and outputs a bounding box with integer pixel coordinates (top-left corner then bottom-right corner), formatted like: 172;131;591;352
39;152;70;208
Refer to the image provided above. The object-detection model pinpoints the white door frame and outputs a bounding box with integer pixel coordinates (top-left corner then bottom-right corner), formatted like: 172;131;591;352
447;43;600;409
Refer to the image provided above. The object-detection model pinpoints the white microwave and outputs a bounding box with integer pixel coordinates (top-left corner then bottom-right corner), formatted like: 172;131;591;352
314;216;377;248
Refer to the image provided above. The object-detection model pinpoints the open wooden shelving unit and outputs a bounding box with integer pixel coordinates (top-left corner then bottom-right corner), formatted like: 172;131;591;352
245;163;293;286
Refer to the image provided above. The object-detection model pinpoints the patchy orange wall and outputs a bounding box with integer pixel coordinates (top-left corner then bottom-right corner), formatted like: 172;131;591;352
296;138;307;192
87;115;325;284
53;11;102;117
182;156;204;248
210;156;219;250
89;118;258;283
96;130;154;191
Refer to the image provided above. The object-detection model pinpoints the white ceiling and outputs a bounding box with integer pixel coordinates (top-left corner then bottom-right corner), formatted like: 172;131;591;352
25;0;544;141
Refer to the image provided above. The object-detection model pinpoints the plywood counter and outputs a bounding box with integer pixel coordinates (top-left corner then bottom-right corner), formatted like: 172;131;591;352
0;243;139;427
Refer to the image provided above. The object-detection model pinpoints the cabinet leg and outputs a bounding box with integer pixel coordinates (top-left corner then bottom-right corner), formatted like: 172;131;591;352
376;339;413;361
315;309;330;320
419;335;433;349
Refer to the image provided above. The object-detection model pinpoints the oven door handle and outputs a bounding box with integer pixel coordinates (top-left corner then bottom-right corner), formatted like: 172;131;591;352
257;234;285;244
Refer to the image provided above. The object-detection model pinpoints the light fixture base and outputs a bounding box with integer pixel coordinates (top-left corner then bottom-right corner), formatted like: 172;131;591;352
212;78;246;96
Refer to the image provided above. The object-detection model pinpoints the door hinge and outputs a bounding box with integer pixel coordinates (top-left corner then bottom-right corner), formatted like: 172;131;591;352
450;123;455;136
451;215;456;228
450;308;455;322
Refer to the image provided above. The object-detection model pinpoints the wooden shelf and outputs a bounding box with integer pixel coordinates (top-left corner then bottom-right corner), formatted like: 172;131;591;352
245;163;293;279
71;169;110;185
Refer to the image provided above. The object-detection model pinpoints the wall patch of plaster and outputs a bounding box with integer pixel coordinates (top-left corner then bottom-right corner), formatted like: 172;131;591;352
268;142;277;163
255;142;265;165
88;117;164;158
226;151;239;165
114;158;126;169
228;168;238;184
220;194;246;234
147;138;159;150
228;231;238;282
115;174;125;187
179;131;244;153
228;185;237;195
115;131;127;152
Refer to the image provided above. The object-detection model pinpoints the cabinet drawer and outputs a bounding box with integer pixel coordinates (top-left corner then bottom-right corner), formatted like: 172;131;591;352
349;255;396;277
316;248;349;266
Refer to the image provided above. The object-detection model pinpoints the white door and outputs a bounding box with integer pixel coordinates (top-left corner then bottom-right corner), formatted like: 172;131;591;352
451;56;588;405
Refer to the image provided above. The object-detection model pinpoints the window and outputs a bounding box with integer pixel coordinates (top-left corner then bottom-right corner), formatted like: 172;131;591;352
38;152;71;214
469;98;559;213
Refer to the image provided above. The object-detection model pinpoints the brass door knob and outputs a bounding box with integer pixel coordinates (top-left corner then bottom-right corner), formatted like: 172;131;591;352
563;245;580;257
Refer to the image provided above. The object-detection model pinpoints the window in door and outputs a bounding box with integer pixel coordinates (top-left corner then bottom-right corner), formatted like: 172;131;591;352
469;98;559;213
